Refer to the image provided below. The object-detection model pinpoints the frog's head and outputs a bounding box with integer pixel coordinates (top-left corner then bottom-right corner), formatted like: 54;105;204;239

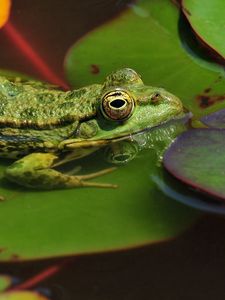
92;68;184;140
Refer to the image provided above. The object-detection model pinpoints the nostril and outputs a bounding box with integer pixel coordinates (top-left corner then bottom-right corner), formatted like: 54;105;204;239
151;93;162;103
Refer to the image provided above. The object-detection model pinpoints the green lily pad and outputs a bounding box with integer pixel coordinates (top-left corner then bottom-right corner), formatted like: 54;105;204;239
0;118;199;262
0;2;207;261
182;0;225;62
0;291;49;300
0;275;12;292
65;0;225;118
163;129;225;202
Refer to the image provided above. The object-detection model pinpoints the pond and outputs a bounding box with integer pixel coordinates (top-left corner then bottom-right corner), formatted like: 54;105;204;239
0;0;225;299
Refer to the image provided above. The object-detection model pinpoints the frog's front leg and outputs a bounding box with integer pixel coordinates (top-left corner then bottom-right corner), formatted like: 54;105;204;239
4;153;117;189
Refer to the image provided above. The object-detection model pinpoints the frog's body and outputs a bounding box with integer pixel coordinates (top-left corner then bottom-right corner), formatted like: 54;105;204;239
0;78;101;157
0;68;184;191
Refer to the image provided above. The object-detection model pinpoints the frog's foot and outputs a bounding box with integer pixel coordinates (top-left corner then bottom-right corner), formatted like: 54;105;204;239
4;153;117;190
72;167;118;188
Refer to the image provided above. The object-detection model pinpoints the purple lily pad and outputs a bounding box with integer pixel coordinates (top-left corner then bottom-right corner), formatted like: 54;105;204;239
163;128;225;202
201;108;225;128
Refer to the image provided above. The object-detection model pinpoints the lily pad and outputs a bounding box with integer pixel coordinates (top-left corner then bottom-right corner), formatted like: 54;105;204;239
0;118;199;262
152;170;225;215
65;0;225;118
0;275;12;292
0;291;49;300
0;2;208;262
182;0;225;63
163;129;225;202
201;108;225;128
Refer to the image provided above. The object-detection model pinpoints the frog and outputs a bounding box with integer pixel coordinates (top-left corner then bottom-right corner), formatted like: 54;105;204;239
104;114;190;165
0;68;185;191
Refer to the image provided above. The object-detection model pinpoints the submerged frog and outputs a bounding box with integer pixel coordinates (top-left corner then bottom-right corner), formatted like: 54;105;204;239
0;68;184;190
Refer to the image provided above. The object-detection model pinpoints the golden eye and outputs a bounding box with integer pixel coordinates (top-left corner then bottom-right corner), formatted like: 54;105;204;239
101;90;135;121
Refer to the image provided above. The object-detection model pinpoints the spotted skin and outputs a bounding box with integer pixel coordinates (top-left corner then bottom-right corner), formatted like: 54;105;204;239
0;68;184;193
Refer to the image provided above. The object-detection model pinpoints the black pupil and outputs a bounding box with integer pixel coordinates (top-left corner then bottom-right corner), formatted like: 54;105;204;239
110;99;126;108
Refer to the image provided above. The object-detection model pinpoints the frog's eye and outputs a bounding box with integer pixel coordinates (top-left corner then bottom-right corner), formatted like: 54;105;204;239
101;90;135;121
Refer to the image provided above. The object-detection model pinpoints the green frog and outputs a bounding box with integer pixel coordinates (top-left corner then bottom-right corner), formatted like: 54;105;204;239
0;68;184;190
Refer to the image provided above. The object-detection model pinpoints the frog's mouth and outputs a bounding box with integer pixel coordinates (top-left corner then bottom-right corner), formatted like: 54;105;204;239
64;111;190;150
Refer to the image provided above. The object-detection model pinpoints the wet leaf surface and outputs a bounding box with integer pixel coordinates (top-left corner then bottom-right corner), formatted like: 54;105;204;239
182;0;225;63
163;129;225;202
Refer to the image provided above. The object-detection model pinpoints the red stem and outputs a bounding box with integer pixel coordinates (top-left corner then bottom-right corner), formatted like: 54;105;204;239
8;261;66;291
3;22;69;90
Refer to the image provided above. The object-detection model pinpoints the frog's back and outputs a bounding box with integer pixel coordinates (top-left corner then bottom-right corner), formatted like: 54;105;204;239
0;76;101;129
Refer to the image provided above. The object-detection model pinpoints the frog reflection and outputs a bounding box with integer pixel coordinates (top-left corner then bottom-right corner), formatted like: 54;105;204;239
104;115;189;165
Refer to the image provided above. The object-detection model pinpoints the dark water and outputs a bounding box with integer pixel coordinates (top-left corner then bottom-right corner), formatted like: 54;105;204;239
0;1;225;299
0;0;131;82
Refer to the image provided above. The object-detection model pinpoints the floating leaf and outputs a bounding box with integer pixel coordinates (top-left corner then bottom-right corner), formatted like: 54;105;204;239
0;117;199;262
0;1;212;261
0;291;49;300
201;108;225;128
0;275;12;292
152;170;225;215
65;0;225;118
182;0;225;63
163;129;225;202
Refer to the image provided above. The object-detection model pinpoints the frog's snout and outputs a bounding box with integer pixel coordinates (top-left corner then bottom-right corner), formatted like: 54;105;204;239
166;94;184;112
